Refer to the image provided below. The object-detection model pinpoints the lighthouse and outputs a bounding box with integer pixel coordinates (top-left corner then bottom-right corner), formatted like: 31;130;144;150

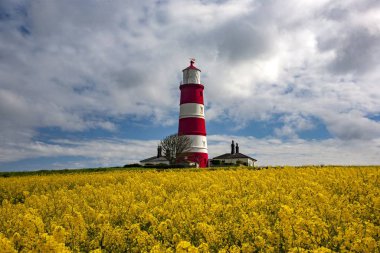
178;59;208;167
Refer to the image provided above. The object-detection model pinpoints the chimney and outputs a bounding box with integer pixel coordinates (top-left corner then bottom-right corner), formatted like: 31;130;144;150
157;146;162;158
231;140;235;154
236;143;239;153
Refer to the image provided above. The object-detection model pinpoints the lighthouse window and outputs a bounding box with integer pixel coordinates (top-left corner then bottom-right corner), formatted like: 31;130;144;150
200;106;203;114
200;91;203;97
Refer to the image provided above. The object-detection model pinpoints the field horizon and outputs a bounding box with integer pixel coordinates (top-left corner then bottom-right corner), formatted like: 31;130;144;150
2;164;380;177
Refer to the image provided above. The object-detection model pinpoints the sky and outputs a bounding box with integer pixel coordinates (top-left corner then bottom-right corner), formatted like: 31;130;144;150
0;0;380;171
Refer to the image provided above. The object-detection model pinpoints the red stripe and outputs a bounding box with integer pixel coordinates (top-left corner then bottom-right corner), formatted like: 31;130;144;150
180;84;204;104
178;118;206;136
177;152;208;168
182;66;201;71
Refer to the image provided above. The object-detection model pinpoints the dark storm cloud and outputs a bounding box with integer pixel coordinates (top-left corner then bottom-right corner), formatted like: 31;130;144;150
214;20;276;63
316;0;380;75
324;28;380;75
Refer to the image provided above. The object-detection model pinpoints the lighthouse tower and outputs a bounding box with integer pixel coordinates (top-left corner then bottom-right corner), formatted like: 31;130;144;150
178;59;208;167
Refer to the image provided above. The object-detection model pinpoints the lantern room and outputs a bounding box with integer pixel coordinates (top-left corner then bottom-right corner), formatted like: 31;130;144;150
182;59;201;84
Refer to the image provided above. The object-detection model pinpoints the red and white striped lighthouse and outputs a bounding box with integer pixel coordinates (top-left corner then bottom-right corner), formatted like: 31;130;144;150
178;59;208;167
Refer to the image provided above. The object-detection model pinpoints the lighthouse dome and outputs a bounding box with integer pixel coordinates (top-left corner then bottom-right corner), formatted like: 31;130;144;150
182;60;201;84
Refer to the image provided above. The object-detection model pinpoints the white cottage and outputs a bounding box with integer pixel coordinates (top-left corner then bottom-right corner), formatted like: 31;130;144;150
211;141;257;167
140;146;170;166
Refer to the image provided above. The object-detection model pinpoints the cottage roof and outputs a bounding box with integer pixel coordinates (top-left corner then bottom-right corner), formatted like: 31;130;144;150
182;59;201;72
140;156;169;163
212;152;257;161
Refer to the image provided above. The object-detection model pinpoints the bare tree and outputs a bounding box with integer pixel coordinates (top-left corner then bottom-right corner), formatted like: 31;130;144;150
160;134;192;164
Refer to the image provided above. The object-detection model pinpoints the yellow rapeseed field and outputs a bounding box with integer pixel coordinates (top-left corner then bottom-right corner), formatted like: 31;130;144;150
0;167;379;252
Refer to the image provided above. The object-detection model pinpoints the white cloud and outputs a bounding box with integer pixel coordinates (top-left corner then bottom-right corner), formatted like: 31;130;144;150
208;135;380;166
0;0;379;169
2;135;378;170
0;138;159;167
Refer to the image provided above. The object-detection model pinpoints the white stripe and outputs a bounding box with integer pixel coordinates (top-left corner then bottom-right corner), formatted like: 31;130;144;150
179;103;205;119
183;135;208;153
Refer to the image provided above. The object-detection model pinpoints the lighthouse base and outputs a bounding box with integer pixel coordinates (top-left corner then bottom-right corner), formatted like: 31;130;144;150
177;152;208;168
